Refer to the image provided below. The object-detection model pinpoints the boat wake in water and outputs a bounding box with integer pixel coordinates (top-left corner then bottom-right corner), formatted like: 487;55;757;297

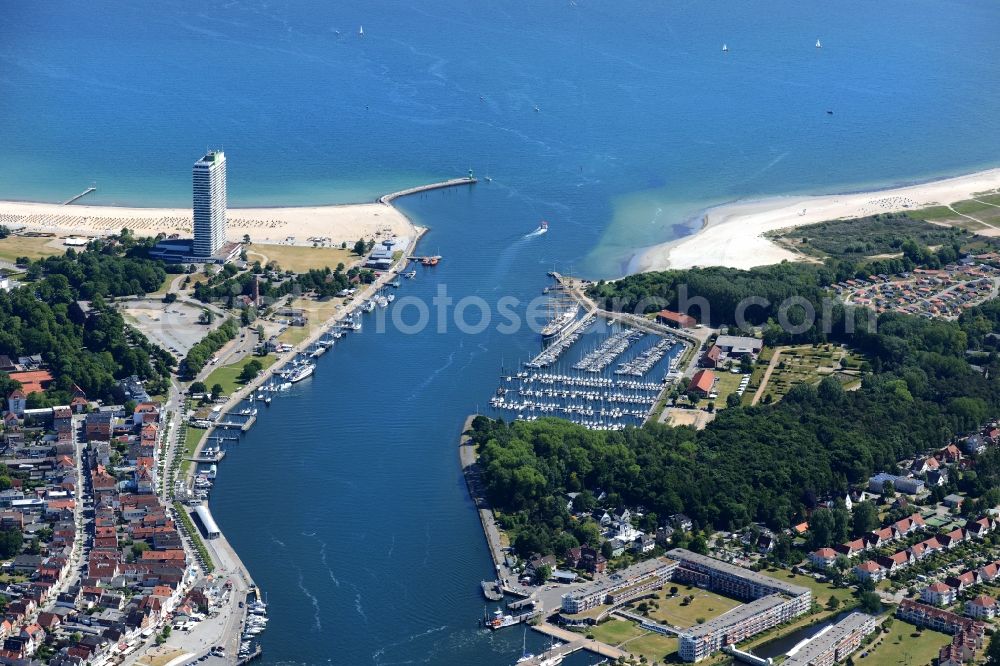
523;220;549;238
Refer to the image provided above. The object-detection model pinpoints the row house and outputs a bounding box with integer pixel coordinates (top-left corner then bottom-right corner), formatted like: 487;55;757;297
940;630;983;666
897;599;986;636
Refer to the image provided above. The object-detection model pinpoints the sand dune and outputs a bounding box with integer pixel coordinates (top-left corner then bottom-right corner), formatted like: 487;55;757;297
632;168;1000;273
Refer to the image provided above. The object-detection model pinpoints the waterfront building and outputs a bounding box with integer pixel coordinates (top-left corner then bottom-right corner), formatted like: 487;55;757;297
666;548;811;607
193;150;227;257
679;594;803;662
193;504;221;539
781;613;877;666
666;549;811;662
656;309;696;329
560;557;677;614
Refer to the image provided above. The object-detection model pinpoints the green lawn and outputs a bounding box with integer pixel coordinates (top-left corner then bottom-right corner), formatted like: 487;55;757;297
588;619;646;645
203;354;278;395
711;372;748;410
859;620;949;666
646;586;742;628
178;425;207;476
621;632;678;664
762;567;855;606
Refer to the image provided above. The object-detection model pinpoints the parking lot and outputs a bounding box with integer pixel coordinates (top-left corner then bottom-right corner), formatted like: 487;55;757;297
122;299;224;357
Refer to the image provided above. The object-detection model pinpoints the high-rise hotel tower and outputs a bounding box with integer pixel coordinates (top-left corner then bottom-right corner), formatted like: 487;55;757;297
192;150;227;257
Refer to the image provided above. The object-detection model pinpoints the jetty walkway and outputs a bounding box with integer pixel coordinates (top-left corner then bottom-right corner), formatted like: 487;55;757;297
524;624;628;664
62;186;96;205
378;176;476;204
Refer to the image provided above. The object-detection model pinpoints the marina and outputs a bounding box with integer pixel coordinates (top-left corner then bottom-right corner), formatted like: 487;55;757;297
615;336;676;376
572;327;643;373
524;315;595;368
493;319;683;429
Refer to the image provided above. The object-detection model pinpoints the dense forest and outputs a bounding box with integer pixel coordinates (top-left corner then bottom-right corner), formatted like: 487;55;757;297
0;239;174;405
474;254;1000;557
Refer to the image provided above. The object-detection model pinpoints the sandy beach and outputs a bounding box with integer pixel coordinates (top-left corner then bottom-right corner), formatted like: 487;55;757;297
632;168;1000;273
0;199;414;247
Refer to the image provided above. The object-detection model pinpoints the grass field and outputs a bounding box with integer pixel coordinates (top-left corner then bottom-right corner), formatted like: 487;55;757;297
908;195;1000;230
762;567;855;606
0;235;67;263
203;354;278;395
646;586;742;628
620;632;678;663
858;620;949;666
247;244;359;273
179;425;207;476
711;371;749;409
588;619;646;645
586;620;678;664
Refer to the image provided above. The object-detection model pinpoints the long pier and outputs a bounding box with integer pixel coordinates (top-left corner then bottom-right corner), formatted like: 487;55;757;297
378;176;476;204
62;186;96;205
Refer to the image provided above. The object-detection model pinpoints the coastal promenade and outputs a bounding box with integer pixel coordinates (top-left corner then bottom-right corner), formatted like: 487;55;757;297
377;176;476;204
458;414;526;594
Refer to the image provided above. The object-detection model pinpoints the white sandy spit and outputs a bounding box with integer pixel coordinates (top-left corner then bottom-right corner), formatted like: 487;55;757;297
0;200;414;246
632;168;1000;273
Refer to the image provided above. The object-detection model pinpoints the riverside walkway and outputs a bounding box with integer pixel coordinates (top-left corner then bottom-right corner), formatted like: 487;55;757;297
378;176;476;204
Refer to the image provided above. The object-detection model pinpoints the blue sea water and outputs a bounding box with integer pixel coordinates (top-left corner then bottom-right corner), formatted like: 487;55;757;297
3;0;999;663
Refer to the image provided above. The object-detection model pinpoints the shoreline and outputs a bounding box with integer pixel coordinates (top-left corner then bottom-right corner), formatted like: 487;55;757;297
159;181;447;662
0;181;453;247
629;167;1000;274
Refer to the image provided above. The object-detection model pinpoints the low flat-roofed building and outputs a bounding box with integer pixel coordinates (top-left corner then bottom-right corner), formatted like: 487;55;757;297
713;335;763;356
192;505;221;539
